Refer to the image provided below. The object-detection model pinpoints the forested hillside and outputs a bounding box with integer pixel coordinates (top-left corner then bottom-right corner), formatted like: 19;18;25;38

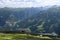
0;6;60;35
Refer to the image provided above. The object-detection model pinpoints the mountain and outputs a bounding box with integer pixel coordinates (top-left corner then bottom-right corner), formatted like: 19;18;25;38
0;7;44;31
0;6;60;35
25;6;60;35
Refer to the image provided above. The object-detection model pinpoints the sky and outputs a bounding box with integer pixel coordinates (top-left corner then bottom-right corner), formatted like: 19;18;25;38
0;0;60;8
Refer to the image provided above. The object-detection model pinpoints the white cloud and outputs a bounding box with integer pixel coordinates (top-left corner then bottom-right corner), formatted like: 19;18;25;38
0;0;60;8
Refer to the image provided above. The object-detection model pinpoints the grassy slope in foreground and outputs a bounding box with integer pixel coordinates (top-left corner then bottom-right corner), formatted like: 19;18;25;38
0;33;60;40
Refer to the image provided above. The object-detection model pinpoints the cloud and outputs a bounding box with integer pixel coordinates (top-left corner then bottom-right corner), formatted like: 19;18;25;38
0;0;60;8
0;0;37;8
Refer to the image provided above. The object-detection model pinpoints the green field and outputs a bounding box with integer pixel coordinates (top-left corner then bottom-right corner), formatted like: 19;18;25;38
0;33;60;40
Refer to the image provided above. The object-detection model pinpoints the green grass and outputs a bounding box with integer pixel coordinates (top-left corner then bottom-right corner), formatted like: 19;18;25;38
37;22;45;30
0;33;60;40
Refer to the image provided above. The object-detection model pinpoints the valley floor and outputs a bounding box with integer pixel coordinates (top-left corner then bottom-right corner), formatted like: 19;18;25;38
0;33;60;40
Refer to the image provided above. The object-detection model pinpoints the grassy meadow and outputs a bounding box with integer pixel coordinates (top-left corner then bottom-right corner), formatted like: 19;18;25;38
0;33;60;40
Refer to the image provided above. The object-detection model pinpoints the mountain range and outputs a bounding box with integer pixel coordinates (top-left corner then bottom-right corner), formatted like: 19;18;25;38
0;6;60;35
